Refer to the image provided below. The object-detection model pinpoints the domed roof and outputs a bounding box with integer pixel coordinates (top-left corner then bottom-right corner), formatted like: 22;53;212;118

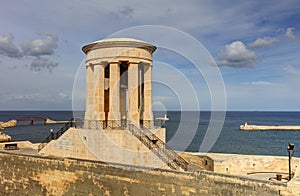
93;37;148;44
82;37;156;54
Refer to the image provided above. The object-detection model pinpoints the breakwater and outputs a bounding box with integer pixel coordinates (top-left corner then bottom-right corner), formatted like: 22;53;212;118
240;122;300;131
44;119;69;125
0;118;68;130
0;120;17;130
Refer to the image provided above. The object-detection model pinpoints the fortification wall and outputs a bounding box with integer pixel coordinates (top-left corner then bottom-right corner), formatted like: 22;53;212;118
0;152;290;195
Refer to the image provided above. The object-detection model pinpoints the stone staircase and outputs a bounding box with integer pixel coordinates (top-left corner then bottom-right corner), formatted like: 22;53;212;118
127;123;190;171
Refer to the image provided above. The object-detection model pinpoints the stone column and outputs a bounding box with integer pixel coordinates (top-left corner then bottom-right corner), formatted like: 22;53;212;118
128;61;140;125
85;64;94;120
94;62;106;120
108;62;121;120
143;63;153;121
120;89;127;120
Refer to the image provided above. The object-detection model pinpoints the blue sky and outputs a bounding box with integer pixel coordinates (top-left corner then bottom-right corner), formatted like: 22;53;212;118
0;0;299;111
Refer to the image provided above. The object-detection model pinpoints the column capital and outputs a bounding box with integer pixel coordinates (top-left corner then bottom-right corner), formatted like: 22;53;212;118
100;61;108;65
97;61;108;69
95;61;108;67
86;60;108;67
128;60;140;65
139;61;152;67
86;62;95;68
108;61;120;65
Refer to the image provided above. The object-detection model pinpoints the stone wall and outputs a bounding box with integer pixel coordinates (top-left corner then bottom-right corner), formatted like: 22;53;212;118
203;153;300;176
214;155;300;175
0;152;290;195
185;153;300;176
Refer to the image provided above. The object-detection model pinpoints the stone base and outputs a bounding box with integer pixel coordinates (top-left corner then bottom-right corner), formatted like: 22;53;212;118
108;112;121;121
143;112;153;121
128;112;140;125
84;111;92;120
94;112;106;120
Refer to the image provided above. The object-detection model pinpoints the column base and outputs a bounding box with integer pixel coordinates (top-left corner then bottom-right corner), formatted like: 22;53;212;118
108;112;121;121
94;112;106;120
128;112;140;125
142;112;154;128
84;111;93;120
143;112;153;121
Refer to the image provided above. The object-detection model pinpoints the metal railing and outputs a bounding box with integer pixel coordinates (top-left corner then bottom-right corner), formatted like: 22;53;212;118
74;119;161;130
38;118;75;151
128;123;189;171
141;120;163;129
74;119;126;129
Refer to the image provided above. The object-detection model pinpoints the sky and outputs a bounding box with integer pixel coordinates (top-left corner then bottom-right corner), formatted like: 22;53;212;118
0;0;300;111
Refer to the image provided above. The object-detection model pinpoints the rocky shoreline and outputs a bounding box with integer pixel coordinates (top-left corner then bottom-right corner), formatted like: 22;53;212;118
0;132;11;142
0;120;17;130
0;120;15;142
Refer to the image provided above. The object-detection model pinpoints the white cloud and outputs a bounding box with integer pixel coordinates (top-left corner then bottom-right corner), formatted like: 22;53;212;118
248;37;279;48
21;32;58;56
0;32;59;72
58;92;70;100
109;6;134;19
283;65;300;75
285;27;296;40
25;57;58;73
249;81;275;86
0;33;22;58
11;91;69;102
153;96;172;102
217;41;256;68
13;93;40;100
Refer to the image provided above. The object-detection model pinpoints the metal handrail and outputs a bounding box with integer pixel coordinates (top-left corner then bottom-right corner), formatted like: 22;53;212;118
74;119;161;130
74;119;126;129
127;123;189;171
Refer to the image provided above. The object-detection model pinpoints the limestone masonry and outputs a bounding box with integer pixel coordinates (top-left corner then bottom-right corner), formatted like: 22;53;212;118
82;38;156;124
0;152;293;195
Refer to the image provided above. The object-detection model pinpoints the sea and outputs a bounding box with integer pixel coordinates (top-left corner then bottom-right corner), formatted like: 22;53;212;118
1;111;300;158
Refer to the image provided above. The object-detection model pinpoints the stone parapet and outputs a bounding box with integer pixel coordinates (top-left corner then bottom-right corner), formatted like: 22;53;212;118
0;152;292;195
